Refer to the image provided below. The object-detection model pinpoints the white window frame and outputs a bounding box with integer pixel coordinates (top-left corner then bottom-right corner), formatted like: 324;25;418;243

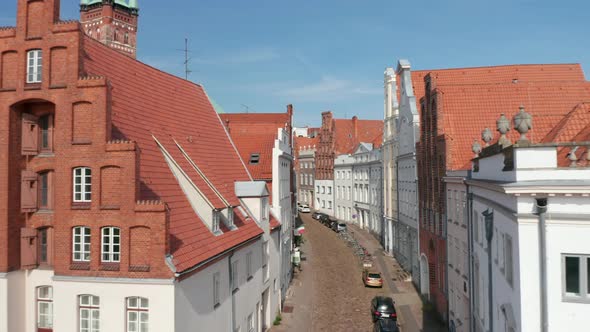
562;254;590;302
79;295;100;332
126;297;148;332
73;226;91;262
73;167;92;202
37;286;53;329
27;49;42;83
101;227;120;263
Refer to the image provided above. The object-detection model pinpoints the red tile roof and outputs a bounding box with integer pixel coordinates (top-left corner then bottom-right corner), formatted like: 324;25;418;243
543;103;590;166
438;81;590;170
220;113;290;180
333;119;383;154
82;36;263;273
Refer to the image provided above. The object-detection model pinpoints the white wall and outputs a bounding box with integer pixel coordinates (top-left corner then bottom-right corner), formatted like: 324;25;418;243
315;179;334;216
0;274;6;332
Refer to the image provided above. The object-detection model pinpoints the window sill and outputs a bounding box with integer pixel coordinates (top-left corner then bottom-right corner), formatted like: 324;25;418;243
70;262;90;270
562;296;590;304
25;36;42;41
71;202;91;210
24;84;41;90
36;209;54;214
99;263;120;271
37;152;55;157
213;303;220;310
232;288;239;295
49;84;67;89
0;88;16;92
247;276;253;282
72;139;92;145
129;265;150;272
100;205;120;210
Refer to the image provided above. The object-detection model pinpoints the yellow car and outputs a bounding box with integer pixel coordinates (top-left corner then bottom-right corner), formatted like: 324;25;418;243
363;270;383;288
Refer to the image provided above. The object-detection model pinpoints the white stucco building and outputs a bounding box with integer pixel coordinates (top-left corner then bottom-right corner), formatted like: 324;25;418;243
382;67;397;254
393;60;421;283
334;154;354;222
315;179;334;216
352;143;383;236
468;141;590;332
444;170;470;332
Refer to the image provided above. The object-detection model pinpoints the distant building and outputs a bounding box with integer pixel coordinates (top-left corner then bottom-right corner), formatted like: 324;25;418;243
334;153;354;222
382;67;397;255
351;143;383;235
295;136;318;208
315;112;382;217
467;106;590;331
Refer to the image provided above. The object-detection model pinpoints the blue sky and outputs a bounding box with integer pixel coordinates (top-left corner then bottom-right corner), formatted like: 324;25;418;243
2;0;589;127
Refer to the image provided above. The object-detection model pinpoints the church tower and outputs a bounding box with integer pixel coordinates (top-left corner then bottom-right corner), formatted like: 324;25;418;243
80;0;139;58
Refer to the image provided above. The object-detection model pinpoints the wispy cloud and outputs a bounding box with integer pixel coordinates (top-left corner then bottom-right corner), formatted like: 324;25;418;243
275;76;380;102
194;47;279;65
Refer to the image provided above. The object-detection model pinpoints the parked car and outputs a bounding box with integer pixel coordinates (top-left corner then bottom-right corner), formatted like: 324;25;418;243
336;223;347;232
330;220;338;231
298;204;311;213
312;212;321;219
319;214;330;225
373;318;399;332
370;296;397;322
363;270;384;288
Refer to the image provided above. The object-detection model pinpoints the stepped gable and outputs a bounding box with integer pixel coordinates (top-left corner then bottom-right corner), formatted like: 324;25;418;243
81;36;262;273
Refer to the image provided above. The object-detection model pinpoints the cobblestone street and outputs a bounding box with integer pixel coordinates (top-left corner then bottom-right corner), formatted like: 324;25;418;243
274;213;446;332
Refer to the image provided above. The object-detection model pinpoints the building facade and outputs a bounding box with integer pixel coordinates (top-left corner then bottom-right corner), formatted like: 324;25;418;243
0;1;286;331
382;67;397;255
352;144;383;235
295;137;317;208
469;137;590;332
391;60;421;285
334;154;354;222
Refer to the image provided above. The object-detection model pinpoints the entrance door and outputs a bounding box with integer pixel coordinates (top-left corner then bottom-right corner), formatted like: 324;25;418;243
261;289;270;331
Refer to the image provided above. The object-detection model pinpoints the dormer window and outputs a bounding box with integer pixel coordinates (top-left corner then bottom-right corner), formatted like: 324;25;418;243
212;210;221;234
249;153;260;164
26;50;42;83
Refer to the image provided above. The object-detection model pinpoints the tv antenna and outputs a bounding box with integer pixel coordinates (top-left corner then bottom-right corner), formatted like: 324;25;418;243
241;104;253;113
175;38;193;80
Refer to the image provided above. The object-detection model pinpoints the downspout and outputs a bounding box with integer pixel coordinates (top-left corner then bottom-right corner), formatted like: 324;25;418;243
483;209;494;332
395;158;400;258
467;192;474;332
229;251;236;332
535;198;548;332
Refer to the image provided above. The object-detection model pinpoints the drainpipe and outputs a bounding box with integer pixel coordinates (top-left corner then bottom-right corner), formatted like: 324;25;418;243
483;209;494;332
535;198;548;332
467;192;474;332
229;251;236;332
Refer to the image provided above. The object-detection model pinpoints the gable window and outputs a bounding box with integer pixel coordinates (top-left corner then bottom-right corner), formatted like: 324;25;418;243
27;50;42;83
126;297;148;332
73;227;91;262
37;286;53;330
249;153;260;164
101;227;120;263
124;32;129;44
213;272;220;307
73;167;92;202
79;295;100;332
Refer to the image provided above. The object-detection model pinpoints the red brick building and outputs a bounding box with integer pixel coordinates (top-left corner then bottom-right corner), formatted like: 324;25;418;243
416;63;590;322
0;1;283;331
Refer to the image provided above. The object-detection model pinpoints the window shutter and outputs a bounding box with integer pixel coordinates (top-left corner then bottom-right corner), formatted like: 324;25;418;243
21;170;38;212
21;113;39;155
20;228;38;269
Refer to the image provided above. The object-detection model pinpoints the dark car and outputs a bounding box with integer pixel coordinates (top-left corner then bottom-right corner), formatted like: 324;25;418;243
373;318;399;332
371;296;397;322
312;212;321;220
318;214;330;225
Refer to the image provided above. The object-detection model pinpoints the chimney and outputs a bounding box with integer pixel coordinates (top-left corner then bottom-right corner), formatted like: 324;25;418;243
352;115;358;140
287;104;293;146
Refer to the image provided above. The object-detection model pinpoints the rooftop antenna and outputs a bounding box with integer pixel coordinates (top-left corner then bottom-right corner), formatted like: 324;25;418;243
241;104;252;113
184;38;192;80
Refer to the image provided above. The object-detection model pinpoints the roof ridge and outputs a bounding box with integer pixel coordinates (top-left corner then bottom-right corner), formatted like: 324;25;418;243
410;63;581;73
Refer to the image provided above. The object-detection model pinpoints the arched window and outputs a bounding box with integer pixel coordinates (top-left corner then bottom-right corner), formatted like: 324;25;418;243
126;297;149;332
124;32;129;45
39;114;53;152
79;295;100;332
113;29;118;42
37;286;53;330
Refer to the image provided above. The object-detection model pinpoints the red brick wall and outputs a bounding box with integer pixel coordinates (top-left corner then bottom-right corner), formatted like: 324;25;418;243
417;74;448;321
316;111;334;180
0;0;171;279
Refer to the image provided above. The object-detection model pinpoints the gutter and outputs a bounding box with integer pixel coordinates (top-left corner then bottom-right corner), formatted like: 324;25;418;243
535;198;549;332
229;251;236;332
467;191;475;332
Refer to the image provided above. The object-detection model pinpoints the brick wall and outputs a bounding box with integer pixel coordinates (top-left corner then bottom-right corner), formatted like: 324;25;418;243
0;0;171;279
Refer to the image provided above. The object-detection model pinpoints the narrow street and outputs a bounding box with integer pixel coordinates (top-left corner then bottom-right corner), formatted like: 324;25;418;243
274;212;446;332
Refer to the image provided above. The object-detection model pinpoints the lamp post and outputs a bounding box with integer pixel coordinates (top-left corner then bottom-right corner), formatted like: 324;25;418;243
483;209;494;332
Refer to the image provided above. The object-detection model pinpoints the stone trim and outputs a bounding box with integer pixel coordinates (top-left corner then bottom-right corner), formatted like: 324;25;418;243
53;275;175;285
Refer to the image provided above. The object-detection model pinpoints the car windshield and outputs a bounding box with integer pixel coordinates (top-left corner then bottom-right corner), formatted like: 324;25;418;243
378;319;398;331
368;273;381;278
339;224;346;227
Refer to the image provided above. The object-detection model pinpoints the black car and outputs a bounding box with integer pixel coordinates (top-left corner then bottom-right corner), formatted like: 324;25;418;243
318;214;330;225
373;318;399;332
312;212;321;220
370;296;397;322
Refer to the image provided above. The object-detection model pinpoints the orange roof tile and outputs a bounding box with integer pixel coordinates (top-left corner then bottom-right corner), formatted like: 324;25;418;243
333;119;383;154
543;103;590;166
82;36;263;273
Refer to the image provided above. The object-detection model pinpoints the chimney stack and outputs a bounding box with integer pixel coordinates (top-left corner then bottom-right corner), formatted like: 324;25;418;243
352;115;358;140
